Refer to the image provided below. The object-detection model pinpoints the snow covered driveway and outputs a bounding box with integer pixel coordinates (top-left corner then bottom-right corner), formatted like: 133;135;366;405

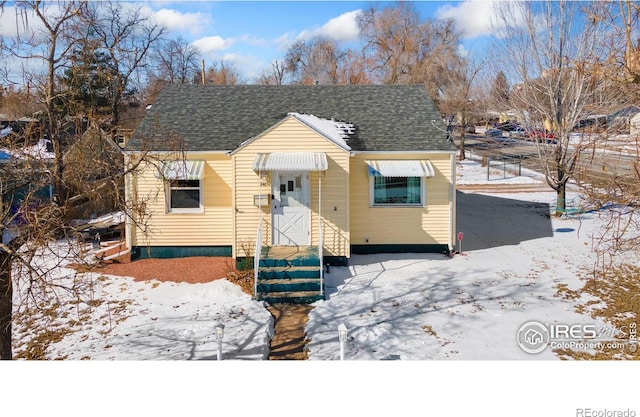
306;189;605;360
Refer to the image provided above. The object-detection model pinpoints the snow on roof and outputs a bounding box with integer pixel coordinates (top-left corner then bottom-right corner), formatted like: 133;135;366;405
288;112;353;151
1;139;55;161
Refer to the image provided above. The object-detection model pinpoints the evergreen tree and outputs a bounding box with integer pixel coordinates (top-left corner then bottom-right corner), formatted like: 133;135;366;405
60;41;119;117
491;70;510;105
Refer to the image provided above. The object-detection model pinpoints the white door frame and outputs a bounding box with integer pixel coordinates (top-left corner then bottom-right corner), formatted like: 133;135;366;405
271;171;311;246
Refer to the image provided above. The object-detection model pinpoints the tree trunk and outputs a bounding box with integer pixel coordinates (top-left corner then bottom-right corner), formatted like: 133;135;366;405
556;182;567;217
458;130;466;161
0;250;13;360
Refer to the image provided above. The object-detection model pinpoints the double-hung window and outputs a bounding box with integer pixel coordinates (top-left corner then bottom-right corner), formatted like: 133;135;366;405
366;160;434;207
158;160;205;213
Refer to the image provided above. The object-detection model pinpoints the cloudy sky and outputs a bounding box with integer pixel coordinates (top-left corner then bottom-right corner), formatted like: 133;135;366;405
144;0;502;81
0;1;504;82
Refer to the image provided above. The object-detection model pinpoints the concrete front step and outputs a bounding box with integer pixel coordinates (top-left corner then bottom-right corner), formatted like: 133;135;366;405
257;278;322;293
258;291;325;305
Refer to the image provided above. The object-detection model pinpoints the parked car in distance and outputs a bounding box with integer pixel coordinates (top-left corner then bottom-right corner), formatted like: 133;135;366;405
485;128;503;137
526;129;557;144
509;126;527;138
495;121;520;132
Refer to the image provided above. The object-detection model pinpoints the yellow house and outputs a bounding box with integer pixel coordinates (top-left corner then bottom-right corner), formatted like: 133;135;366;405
124;85;457;302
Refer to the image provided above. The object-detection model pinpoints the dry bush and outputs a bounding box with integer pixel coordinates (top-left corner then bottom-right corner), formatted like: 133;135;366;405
554;264;640;360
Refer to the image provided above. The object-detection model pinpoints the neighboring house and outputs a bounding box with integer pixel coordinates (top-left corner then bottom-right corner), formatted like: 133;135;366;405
62;125;125;219
124;85;457;275
0;115;54;218
607;106;640;134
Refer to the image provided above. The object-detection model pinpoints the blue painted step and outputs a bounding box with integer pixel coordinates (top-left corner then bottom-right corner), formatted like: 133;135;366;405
256;246;324;304
258;266;320;280
257;278;322;293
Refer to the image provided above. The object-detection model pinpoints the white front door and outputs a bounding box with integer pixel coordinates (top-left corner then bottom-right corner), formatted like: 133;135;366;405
272;172;310;246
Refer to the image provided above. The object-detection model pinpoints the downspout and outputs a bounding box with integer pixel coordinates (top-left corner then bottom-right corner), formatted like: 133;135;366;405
123;153;133;253
318;171;324;296
258;168;262;235
254;168;263;298
449;152;456;254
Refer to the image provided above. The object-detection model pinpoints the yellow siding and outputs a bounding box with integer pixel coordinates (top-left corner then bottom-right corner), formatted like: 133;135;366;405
126;118;455;258
130;154;233;247
233;117;350;258
349;153;455;246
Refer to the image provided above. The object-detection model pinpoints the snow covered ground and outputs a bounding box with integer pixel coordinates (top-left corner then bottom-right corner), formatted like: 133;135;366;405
7;156;640;415
306;158;632;360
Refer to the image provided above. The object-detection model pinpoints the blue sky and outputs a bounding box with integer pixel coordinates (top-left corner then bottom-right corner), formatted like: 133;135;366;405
143;1;502;81
0;1;503;83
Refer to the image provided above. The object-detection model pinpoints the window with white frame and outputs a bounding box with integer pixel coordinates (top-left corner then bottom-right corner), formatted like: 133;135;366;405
167;179;203;213
370;176;424;206
158;160;205;213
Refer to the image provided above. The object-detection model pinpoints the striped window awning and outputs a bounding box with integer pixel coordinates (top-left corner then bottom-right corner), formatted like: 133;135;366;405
366;160;435;177
157;160;205;180
253;152;328;172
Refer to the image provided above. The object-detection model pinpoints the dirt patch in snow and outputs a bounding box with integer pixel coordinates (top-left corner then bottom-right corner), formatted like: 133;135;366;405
91;257;238;284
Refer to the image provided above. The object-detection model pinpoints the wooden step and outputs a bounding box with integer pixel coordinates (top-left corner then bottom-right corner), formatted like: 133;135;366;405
95;241;130;262
258;290;325;305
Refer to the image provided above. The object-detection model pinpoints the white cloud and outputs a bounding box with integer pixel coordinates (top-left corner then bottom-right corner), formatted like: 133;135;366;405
235;34;268;48
435;0;517;39
222;52;261;76
153;8;210;35
0;4;57;40
457;43;470;58
298;9;362;42
192;36;235;54
274;31;297;51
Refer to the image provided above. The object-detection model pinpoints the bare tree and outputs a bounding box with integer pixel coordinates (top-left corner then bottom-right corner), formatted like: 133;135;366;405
284;37;348;85
205;60;241;85
441;57;485;161
83;1;164;132
492;0;616;214
256;60;288;85
0;1;170;360
151;37;201;85
1;1;86;207
338;49;372;85
574;0;640;262
357;2;423;85
357;3;462;106
589;0;640;85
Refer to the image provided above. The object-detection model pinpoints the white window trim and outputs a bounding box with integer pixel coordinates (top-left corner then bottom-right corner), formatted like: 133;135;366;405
369;176;426;208
166;179;204;214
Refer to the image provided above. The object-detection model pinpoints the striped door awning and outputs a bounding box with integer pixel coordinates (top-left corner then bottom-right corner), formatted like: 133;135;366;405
253;152;328;172
157;160;205;180
365;160;435;177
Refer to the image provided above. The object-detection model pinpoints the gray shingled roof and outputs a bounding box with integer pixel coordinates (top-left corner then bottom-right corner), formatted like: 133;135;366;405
128;84;455;153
